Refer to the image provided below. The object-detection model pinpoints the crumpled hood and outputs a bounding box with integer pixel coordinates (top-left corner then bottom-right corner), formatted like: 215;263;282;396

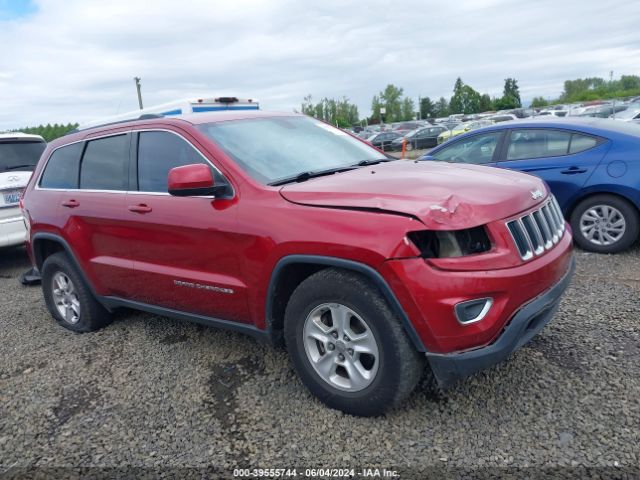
0;171;31;191
279;161;548;229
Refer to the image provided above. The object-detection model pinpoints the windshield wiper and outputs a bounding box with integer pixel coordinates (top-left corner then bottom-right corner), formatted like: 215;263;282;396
353;158;394;167
4;164;35;172
269;166;357;186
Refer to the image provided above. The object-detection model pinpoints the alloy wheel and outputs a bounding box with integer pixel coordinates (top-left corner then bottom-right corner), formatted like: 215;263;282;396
303;303;379;392
579;204;626;246
51;272;81;324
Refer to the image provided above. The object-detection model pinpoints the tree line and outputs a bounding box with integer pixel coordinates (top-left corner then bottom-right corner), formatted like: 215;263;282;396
301;77;522;126
301;72;640;126
12;123;79;142
531;74;640;107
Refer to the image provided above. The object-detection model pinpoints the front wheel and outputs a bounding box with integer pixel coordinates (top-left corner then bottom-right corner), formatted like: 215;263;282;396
284;268;424;416
570;194;639;253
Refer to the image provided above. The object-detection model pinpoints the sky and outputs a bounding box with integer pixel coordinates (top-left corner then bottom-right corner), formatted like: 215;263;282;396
0;0;639;130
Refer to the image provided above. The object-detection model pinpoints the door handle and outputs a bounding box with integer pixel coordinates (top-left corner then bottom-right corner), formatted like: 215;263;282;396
61;199;80;208
128;204;153;213
561;167;587;174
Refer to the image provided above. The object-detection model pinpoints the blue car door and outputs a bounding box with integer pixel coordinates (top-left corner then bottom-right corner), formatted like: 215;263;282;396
496;128;610;210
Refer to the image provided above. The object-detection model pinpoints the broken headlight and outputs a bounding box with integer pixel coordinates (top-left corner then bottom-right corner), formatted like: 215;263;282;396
407;226;491;258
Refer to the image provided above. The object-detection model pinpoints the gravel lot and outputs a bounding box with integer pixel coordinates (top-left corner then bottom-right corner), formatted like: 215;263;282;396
1;244;639;477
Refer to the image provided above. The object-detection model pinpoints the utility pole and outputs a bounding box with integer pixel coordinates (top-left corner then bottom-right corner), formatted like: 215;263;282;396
134;77;143;110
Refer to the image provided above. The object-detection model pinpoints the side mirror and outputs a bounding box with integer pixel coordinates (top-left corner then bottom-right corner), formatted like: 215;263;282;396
168;164;216;197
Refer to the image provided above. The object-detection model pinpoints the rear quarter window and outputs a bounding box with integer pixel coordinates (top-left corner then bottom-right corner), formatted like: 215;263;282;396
569;133;598;154
39;143;83;189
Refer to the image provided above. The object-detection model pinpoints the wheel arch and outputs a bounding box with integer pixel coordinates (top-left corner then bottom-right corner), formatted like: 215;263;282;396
265;255;426;352
564;187;640;221
31;233;107;310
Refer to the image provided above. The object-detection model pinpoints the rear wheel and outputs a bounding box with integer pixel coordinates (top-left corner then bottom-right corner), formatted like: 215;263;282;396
406;142;414;151
42;252;112;332
284;268;424;416
570;194;639;253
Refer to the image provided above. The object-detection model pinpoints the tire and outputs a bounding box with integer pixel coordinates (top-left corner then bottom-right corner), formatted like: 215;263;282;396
284;268;424;416
41;252;112;333
406;142;414;151
570;194;639;253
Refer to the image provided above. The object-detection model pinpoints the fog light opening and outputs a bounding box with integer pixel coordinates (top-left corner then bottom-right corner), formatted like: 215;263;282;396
455;298;493;325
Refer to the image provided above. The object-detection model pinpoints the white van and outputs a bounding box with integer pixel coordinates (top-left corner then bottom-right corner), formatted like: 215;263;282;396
0;132;46;248
78;96;259;130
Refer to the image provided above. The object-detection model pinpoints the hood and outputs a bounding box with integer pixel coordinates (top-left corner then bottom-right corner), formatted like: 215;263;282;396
0;171;32;191
279;161;548;229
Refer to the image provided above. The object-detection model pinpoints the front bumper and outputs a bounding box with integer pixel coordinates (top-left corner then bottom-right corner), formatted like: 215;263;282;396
425;255;575;387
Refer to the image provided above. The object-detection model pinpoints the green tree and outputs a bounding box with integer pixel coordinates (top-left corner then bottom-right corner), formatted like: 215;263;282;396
500;78;521;108
530;96;549;108
450;78;483;114
619;75;640;91
433;97;449;117
378;84;404;122
479;94;493;112
420;97;435;119
301;94;315;116
371;95;383;122
449;77;465;114
300;95;359;127
401;97;415;121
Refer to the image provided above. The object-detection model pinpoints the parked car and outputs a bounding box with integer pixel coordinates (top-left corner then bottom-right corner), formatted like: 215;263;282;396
366;131;402;151
21;111;574;416
389;126;447;151
420;118;640;253
485;114;518;123
610;105;640;122
437;120;494;144
0;132;46;249
536;110;569;118
577;104;628;118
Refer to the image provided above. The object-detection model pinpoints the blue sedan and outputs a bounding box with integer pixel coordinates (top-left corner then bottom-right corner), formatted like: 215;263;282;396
420;118;640;253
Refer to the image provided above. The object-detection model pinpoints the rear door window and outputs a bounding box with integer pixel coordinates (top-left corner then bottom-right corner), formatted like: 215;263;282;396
80;134;130;191
506;129;571;160
40;143;83;189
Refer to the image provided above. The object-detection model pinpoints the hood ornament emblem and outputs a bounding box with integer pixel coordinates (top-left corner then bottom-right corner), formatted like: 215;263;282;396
531;189;543;200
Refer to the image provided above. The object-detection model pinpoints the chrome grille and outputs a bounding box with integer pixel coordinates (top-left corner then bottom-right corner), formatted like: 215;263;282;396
506;196;565;260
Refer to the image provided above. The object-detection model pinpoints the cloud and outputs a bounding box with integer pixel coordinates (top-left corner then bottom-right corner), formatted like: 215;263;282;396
0;0;639;129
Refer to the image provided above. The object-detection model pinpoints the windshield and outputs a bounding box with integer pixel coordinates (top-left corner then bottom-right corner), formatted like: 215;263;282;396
198;116;386;184
0;141;46;172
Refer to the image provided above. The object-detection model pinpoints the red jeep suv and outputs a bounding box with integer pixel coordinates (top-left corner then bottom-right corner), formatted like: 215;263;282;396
21;111;574;416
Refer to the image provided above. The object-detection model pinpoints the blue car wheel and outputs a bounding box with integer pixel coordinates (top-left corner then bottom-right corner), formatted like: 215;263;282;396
570;194;639;253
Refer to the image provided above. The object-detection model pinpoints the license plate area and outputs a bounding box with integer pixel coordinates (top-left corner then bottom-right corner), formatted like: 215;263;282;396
2;190;21;206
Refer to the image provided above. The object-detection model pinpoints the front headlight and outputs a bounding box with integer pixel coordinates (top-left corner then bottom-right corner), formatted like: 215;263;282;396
407;226;491;258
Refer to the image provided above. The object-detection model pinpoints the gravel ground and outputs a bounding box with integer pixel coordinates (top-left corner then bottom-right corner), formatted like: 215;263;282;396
1;244;639;478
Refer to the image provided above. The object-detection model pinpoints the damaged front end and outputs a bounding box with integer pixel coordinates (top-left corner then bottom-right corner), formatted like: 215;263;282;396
407;226;492;258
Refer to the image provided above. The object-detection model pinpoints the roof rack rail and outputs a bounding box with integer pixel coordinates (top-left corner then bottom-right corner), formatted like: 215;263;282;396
67;113;165;135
